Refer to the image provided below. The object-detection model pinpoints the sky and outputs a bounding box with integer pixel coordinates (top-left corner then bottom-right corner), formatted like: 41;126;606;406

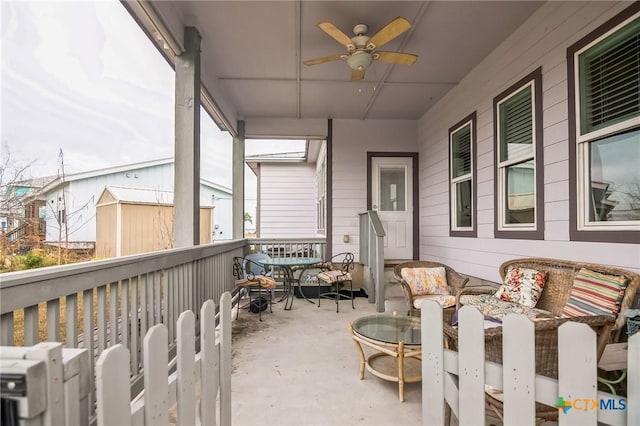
1;0;304;208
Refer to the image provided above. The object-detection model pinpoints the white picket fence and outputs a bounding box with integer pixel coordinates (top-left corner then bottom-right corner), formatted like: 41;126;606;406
95;292;232;426
421;301;639;426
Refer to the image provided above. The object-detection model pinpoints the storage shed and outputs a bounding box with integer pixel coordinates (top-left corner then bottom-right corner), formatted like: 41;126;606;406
96;186;213;258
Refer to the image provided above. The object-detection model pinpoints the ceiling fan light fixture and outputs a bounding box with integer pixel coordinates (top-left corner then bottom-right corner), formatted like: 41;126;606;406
346;51;373;71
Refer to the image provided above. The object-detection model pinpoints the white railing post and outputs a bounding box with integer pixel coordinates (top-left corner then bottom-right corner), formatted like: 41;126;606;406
220;292;232;426
502;314;536;424
457;306;485;424
628;332;640;425
96;345;132;426
143;324;169;424
558;322;598;425
177;311;196;425
421;301;445;425
200;300;219;426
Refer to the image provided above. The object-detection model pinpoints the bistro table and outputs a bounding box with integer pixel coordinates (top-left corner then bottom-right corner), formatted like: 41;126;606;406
256;256;323;310
349;313;422;402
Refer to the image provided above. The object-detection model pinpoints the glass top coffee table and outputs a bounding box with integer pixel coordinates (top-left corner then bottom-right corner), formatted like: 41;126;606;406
349;314;422;402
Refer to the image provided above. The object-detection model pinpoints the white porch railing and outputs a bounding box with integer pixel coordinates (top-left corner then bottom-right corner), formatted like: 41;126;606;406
421;302;639;426
95;293;232;426
0;237;326;421
359;211;385;311
0;240;244;418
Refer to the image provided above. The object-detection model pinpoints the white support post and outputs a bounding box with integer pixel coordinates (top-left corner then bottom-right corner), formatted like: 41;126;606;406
174;26;201;248
232;120;245;240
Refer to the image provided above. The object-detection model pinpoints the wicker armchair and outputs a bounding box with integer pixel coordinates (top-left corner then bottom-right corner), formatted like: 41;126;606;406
393;261;469;322
443;257;640;423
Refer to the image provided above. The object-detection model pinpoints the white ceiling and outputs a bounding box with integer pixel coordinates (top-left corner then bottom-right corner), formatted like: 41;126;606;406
145;1;543;122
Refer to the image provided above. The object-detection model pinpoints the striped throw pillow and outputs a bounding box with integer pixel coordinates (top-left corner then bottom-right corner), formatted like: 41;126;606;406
562;268;627;318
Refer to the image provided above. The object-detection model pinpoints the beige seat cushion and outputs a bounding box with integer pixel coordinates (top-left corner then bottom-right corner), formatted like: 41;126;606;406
459;294;558;322
235;275;277;289
401;267;449;296
414;294;457;309
318;270;352;283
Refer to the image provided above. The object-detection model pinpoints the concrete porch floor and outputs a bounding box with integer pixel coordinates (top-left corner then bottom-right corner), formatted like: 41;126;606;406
230;295;424;426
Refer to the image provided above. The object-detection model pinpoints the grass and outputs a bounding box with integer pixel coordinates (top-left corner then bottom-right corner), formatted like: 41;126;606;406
11;288;110;347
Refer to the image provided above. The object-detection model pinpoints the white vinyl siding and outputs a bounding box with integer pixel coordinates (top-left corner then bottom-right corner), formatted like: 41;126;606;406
257;163;317;238
417;1;640;281
332;119;418;261
43;162;231;243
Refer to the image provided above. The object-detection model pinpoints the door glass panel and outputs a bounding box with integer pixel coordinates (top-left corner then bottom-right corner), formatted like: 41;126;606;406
379;166;406;211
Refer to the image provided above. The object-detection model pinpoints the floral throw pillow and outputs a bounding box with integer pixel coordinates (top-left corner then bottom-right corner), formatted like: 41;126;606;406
493;266;548;308
400;267;449;296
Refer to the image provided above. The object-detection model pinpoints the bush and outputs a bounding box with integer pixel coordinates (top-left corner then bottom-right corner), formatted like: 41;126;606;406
21;251;45;269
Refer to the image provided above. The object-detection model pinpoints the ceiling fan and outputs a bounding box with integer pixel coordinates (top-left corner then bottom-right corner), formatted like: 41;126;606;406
303;16;418;81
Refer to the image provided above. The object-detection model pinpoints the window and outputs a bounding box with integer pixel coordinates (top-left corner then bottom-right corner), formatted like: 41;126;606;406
449;112;477;237
493;68;544;239
568;4;640;244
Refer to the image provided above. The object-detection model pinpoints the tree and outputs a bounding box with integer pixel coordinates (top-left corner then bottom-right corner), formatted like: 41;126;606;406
244;212;253;224
0;142;36;259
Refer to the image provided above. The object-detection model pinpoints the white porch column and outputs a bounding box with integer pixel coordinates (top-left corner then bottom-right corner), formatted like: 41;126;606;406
174;26;201;247
232;120;245;240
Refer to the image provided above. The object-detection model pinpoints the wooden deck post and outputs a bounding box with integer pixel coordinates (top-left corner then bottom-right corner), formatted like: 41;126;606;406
174;26;201;248
232;120;245;240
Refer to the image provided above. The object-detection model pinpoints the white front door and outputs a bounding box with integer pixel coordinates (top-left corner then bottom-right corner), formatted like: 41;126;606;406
371;157;413;260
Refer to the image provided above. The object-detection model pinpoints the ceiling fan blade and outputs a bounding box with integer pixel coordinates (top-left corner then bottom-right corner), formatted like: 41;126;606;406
351;68;365;81
317;22;355;50
374;51;418;66
366;16;411;50
303;54;345;66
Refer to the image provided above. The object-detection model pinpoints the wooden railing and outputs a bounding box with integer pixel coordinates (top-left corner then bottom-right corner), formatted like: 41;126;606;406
359;211;385;312
421;302;639;425
95;294;232;426
0;239;245;419
0;237;326;421
3;219;46;243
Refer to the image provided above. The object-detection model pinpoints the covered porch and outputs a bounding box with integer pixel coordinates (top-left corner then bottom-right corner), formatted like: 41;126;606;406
2;0;640;425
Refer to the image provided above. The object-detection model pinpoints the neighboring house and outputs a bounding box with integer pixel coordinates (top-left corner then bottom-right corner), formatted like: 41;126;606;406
38;158;232;245
246;140;325;238
95;186;214;258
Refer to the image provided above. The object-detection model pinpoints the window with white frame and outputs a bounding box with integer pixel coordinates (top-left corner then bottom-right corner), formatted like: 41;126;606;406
449;112;476;237
568;8;640;244
493;68;544;239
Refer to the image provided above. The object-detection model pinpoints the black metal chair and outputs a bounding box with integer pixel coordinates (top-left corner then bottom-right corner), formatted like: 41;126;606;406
317;252;355;313
232;256;276;321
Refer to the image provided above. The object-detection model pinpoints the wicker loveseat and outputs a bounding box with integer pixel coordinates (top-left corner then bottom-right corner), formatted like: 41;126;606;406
393;261;469;323
442;257;640;422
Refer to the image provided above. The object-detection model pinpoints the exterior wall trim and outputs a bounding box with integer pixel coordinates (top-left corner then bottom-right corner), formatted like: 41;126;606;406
366;151;419;260
493;66;545;240
567;2;640;244
449;111;478;238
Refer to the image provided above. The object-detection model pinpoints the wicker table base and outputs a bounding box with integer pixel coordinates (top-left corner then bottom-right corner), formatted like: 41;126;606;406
349;321;422;402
